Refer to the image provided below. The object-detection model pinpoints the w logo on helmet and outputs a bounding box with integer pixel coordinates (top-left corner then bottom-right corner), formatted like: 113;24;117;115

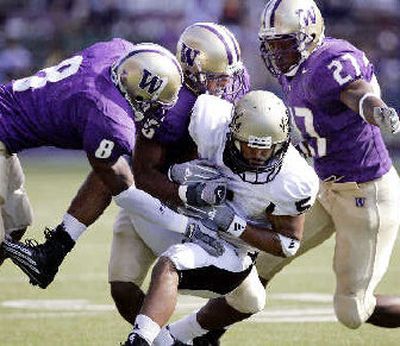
180;42;200;66
139;69;165;94
296;7;317;26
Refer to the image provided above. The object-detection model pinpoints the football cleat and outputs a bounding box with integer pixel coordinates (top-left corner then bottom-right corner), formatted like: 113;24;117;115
121;333;150;346
192;329;226;346
2;224;75;289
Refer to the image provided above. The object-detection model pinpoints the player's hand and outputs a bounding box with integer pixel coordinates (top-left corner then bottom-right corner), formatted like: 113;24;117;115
182;180;227;206
180;204;247;238
184;219;225;257
168;159;224;184
373;107;400;134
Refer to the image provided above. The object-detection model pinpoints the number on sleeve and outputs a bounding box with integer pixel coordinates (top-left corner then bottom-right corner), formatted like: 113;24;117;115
327;53;361;86
95;139;115;159
13;55;83;92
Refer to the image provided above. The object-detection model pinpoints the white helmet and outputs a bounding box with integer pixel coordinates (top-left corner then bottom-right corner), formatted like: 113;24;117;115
259;0;325;77
176;22;245;100
224;90;290;183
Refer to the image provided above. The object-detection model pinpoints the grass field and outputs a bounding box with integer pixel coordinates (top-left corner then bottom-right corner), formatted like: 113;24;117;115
1;155;400;345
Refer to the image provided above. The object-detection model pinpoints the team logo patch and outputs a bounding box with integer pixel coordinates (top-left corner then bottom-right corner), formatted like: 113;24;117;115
296;7;317;26
355;197;366;207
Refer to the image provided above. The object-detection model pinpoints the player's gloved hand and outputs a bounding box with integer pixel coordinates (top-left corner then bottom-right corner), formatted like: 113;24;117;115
168;159;224;184
180;204;247;238
373;106;400;134
184;219;225;257
179;180;227;207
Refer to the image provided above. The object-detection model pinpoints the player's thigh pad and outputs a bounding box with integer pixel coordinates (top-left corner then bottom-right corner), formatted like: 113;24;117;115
2;155;33;233
328;167;400;328
108;209;156;285
256;198;335;281
163;242;253;297
225;266;266;314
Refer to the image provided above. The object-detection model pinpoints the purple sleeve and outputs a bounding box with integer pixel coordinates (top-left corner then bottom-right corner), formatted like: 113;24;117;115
83;101;135;163
307;41;374;103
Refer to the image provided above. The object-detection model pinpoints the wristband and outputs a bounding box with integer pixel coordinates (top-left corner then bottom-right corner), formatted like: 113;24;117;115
227;215;247;237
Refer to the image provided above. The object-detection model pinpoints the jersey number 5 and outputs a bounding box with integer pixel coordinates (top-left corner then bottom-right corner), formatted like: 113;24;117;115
13;55;83;92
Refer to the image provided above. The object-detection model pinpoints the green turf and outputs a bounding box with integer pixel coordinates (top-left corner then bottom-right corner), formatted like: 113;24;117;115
1;157;400;345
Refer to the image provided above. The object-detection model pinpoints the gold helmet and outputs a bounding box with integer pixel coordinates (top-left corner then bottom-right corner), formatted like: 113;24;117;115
112;43;183;123
176;22;245;100
225;90;290;183
258;0;325;77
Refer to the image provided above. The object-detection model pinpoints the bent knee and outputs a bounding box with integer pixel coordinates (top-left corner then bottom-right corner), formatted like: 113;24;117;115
225;269;266;314
334;293;376;329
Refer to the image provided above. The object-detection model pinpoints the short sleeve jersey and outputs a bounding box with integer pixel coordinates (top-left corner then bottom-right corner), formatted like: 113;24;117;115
0;38;137;163
280;37;391;182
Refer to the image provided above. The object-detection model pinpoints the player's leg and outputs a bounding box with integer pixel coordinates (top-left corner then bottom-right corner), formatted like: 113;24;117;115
176;198;335;345
330;168;400;329
109;208;156;325
0;154;33;265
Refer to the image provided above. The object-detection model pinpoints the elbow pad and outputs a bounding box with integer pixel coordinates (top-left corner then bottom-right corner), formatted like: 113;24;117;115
278;234;300;257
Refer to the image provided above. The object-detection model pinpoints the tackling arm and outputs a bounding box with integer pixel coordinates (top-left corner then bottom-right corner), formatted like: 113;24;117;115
133;134;183;207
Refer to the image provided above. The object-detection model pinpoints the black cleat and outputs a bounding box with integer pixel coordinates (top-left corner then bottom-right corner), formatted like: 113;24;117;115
121;333;150;346
193;329;226;346
2;224;75;289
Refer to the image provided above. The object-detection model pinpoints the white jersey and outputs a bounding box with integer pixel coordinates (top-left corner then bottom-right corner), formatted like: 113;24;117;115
189;94;319;251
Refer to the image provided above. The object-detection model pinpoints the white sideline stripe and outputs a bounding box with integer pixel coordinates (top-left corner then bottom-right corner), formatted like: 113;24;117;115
0;294;337;323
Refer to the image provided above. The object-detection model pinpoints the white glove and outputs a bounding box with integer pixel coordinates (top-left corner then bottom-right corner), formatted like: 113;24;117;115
373;106;400;134
184;219;225;257
168;159;224;184
180;204;247;238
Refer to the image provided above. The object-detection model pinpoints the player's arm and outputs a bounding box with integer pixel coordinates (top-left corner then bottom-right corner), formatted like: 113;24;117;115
132;134;183;207
340;79;399;133
239;214;304;257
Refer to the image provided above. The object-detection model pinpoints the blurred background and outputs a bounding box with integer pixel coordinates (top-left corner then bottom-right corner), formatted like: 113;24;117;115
0;0;399;150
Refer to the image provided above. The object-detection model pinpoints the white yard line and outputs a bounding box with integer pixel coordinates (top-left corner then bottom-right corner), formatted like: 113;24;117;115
0;293;337;323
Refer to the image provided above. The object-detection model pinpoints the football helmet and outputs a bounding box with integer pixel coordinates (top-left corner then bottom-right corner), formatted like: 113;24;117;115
112;43;183;123
224;90;290;183
176;22;245;100
258;0;325;77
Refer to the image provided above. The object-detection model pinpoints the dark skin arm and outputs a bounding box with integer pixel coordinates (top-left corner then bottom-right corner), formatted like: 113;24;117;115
65;155;133;227
132;134;184;207
340;79;387;126
239;213;305;257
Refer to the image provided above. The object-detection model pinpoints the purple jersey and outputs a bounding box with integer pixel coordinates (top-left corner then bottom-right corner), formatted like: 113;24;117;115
280;37;391;183
154;66;251;145
0;38;136;163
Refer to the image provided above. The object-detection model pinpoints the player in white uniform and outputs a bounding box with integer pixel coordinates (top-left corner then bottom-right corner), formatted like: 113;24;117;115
117;91;319;346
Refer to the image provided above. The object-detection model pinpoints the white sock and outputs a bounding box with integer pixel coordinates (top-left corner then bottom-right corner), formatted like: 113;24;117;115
133;314;161;345
153;327;175;346
62;213;87;241
168;312;208;344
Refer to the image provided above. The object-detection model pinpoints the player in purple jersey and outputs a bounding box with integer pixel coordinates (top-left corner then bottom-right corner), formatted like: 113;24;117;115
164;0;400;343
1;39;184;286
109;22;250;344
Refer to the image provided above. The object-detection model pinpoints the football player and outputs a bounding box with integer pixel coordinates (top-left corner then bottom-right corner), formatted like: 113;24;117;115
119;90;319;346
0;39;183;286
170;0;400;342
109;21;250;329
